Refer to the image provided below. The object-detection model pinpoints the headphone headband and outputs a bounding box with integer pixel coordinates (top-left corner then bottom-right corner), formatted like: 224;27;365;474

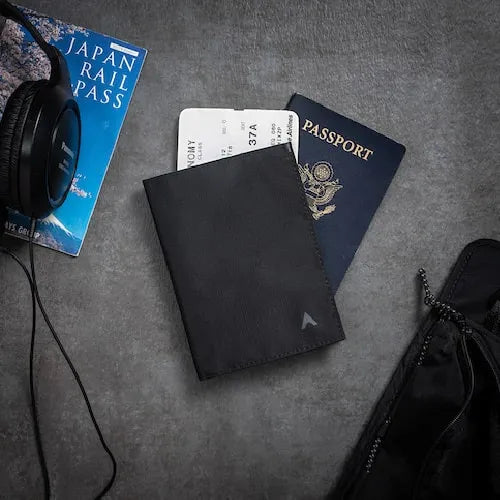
0;0;69;87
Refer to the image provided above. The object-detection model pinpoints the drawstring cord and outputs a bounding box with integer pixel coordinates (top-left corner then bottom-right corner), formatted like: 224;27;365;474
418;268;470;334
413;268;477;498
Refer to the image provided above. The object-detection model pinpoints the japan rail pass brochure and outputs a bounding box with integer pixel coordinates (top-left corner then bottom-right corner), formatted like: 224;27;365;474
0;6;147;255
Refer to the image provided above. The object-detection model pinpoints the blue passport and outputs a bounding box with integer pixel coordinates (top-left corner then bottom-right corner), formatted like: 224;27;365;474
287;94;406;294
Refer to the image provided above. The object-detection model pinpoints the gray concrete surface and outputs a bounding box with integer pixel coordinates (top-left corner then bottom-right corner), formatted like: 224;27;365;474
1;0;499;498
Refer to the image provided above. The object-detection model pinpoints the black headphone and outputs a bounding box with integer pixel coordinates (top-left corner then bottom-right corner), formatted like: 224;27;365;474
0;0;80;220
0;4;117;497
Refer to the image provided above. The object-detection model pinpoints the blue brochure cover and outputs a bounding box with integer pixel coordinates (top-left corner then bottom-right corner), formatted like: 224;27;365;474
287;94;405;294
0;7;146;255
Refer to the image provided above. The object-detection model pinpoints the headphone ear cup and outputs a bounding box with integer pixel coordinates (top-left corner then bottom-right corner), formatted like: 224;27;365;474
0;80;47;211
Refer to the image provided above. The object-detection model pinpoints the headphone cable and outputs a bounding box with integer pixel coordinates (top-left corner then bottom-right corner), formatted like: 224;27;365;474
0;244;50;498
0;218;117;498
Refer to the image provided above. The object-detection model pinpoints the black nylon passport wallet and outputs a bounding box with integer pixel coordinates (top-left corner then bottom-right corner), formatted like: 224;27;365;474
143;144;344;380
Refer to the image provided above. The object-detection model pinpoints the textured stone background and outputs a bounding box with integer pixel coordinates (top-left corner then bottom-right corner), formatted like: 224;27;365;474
1;0;499;498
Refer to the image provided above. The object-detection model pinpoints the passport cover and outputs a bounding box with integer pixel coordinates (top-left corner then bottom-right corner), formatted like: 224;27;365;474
143;144;344;380
287;94;406;294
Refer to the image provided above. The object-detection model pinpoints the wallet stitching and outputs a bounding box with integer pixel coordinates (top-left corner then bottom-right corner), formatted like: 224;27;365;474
205;336;342;378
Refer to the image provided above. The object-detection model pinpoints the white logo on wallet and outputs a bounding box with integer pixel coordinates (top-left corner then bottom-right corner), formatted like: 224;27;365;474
301;312;318;331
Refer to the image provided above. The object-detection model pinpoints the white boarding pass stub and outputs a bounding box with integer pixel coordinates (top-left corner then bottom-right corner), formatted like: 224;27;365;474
177;108;299;170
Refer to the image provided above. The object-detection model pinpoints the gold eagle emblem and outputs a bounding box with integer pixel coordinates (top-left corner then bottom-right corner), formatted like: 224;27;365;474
298;161;343;220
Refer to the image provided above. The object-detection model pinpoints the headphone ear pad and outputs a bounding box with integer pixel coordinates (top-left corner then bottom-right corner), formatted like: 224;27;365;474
0;80;47;210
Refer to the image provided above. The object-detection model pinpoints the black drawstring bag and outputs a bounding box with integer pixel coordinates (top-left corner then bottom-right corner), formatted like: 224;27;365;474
329;239;500;500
